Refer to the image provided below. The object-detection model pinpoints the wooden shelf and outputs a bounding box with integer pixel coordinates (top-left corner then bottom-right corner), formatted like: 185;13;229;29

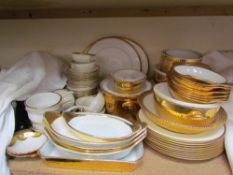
1;6;233;19
9;145;231;175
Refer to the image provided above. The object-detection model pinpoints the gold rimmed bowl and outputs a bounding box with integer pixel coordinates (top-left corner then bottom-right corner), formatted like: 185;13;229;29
160;48;202;73
153;83;221;120
138;90;226;134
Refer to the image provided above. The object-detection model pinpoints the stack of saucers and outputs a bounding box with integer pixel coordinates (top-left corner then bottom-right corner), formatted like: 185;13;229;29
66;52;99;98
43;111;147;160
153;48;203;83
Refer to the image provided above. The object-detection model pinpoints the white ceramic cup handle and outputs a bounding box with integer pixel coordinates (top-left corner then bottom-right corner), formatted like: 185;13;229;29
63;105;84;113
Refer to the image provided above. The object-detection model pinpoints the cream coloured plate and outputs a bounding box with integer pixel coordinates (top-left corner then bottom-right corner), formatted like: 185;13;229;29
124;38;149;74
86;38;141;79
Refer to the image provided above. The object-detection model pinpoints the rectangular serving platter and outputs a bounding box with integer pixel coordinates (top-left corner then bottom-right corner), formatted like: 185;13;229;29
39;140;144;171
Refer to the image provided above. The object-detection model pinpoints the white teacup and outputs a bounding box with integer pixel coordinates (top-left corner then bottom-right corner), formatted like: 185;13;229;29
72;52;95;63
25;92;62;131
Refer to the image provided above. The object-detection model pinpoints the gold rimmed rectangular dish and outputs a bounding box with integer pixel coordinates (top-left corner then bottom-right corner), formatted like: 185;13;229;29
39;140;144;171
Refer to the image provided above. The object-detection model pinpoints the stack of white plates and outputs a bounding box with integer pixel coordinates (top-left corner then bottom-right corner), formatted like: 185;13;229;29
43;112;147;160
138;109;225;160
84;36;149;79
66;53;99;98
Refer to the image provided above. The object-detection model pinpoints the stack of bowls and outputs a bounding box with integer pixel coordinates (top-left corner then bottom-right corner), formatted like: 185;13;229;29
43;111;147;160
25;92;62;131
100;69;152;121
66;52;99;98
167;65;232;104
153;48;203;83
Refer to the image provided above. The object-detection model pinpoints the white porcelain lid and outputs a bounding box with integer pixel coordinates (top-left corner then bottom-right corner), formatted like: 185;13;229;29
111;69;146;83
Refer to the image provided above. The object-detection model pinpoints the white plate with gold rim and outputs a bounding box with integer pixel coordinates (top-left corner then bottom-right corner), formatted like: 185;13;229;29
86;38;141;79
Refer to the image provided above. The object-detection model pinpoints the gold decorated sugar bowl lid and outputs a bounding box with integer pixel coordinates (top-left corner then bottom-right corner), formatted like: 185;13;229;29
110;69;147;94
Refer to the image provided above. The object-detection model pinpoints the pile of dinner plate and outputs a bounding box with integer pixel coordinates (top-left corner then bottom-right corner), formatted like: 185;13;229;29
137;64;229;160
138;110;225;160
66;52;99;98
43;111;147;160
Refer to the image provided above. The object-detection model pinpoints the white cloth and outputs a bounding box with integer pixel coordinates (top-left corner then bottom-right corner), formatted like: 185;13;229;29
0;51;67;175
203;50;233;174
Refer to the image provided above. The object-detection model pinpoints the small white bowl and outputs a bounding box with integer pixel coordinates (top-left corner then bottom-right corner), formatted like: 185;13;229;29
75;92;105;112
174;65;226;84
153;82;220;110
25;92;62;126
165;48;202;59
72;52;95;63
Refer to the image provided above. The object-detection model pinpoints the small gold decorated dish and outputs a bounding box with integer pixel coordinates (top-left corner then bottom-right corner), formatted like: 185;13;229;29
160;48;202;73
111;69;146;89
138;91;226;134
39;140;144;171
7;129;47;158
